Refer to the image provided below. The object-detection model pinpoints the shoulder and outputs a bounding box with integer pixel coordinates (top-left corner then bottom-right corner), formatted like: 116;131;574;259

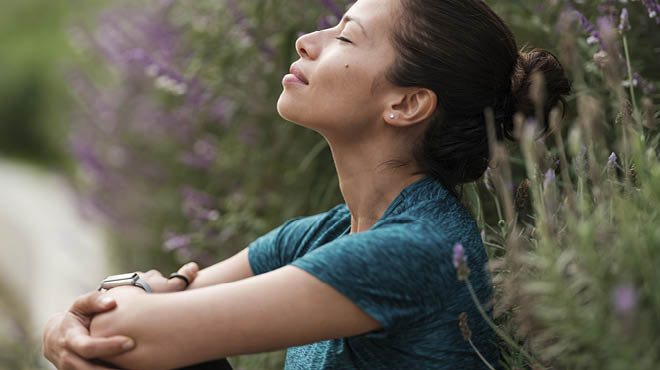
278;203;349;239
285;203;349;228
370;197;488;279
248;204;350;274
380;196;481;248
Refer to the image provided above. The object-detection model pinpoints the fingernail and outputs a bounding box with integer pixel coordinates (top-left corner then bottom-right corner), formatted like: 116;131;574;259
122;338;135;350
100;297;115;306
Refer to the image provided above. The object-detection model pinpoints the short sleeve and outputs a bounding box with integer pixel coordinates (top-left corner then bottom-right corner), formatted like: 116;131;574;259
289;221;456;335
247;210;336;275
247;222;287;275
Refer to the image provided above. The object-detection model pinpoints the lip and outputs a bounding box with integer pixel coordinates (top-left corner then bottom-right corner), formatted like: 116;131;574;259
283;74;308;85
289;64;309;85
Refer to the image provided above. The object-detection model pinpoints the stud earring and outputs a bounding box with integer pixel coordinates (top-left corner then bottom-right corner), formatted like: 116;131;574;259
389;113;396;119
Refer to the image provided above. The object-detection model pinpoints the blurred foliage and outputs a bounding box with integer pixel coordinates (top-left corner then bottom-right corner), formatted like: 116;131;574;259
67;0;353;271
0;0;102;169
0;283;43;369
0;0;102;368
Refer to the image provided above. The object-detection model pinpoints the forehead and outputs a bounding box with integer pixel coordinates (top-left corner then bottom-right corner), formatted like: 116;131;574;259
344;0;398;37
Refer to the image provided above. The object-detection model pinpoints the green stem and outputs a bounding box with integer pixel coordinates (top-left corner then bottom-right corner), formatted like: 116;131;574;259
622;35;638;114
490;191;504;232
483;241;506;251
472;183;484;230
468;338;497;370
465;279;545;369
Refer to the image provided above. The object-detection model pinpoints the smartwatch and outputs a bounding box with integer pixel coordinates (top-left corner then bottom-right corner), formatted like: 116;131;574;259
98;272;152;293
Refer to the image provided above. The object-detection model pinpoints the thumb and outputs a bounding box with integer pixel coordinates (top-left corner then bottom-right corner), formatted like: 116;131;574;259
70;291;116;317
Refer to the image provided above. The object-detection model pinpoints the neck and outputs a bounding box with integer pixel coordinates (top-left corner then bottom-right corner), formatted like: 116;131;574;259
325;133;425;234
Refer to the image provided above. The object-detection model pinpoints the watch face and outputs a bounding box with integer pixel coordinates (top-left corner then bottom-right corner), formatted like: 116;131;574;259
105;272;138;282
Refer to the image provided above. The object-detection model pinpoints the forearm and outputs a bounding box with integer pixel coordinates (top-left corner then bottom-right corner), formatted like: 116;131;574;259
87;265;379;369
89;287;174;369
89;287;208;369
187;247;254;289
89;283;262;369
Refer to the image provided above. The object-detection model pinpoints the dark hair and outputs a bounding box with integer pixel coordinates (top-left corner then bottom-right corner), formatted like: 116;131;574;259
386;0;571;198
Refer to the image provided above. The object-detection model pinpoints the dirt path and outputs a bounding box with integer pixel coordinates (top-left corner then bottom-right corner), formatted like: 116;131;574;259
0;159;110;368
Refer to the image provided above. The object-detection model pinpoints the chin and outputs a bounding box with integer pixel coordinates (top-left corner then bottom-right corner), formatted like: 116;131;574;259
276;93;308;128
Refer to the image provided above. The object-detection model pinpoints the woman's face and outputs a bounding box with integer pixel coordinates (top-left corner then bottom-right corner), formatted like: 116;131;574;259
276;0;401;142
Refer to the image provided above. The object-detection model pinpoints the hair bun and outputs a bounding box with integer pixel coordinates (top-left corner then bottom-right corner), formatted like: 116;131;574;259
504;48;572;140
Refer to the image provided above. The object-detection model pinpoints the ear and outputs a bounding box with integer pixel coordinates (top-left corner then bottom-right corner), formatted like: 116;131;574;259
384;87;437;128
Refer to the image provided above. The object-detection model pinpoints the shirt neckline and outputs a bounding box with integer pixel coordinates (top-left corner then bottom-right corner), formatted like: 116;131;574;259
343;175;448;234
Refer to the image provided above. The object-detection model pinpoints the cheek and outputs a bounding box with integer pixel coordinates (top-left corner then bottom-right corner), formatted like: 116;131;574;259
276;57;382;131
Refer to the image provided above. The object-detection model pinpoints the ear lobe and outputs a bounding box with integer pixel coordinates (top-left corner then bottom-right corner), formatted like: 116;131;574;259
386;88;437;128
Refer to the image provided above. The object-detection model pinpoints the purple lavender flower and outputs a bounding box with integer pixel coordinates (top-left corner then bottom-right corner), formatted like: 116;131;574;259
319;0;345;20
543;169;556;190
597;15;616;38
181;186;217;221
453;243;470;281
318;14;339;30
611;283;638;314
164;234;192;251
618;8;631;33
574;10;602;46
544;169;556;182
227;0;276;59
608;152;617;167
209;97;233;125
453;243;466;268
598;0;618;21
642;0;660;23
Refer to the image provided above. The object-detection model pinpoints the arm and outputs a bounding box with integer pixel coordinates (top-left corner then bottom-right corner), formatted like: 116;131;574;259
42;264;198;369
42;292;136;370
187;247;254;289
89;265;383;370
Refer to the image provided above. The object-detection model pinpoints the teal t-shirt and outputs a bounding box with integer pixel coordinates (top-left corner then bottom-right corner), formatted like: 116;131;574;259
248;176;499;369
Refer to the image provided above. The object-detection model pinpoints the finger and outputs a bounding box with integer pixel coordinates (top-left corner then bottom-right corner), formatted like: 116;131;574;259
69;334;136;360
177;262;199;280
70;292;116;317
165;263;196;291
59;351;119;370
144;269;164;279
174;262;198;286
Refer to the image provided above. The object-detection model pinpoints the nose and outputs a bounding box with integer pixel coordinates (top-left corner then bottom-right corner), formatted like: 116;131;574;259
295;31;319;60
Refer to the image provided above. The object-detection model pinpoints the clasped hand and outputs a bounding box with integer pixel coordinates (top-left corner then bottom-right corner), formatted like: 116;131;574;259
42;262;198;369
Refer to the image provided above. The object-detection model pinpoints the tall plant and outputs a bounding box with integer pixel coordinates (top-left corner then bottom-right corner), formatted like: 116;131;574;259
459;1;659;368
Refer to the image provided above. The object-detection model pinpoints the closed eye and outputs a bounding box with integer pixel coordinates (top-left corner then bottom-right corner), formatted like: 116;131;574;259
335;36;353;44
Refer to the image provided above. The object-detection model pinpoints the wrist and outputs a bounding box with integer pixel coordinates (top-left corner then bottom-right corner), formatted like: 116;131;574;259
109;286;149;294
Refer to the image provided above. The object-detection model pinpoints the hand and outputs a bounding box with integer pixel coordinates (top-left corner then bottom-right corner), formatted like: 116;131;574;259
43;291;135;369
138;262;199;293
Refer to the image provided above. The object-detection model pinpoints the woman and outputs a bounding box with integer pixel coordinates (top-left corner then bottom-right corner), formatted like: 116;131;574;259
43;0;571;368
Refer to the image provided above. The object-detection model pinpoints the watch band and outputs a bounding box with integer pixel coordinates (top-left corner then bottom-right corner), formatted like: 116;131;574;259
134;278;153;293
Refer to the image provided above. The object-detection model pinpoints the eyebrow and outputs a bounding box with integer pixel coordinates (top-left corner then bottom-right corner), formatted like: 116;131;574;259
341;15;368;39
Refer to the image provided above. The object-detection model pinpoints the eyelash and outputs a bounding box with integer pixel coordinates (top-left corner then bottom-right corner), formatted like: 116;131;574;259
335;36;353;44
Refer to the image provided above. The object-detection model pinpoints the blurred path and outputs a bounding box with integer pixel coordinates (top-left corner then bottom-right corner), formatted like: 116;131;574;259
0;159;110;367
